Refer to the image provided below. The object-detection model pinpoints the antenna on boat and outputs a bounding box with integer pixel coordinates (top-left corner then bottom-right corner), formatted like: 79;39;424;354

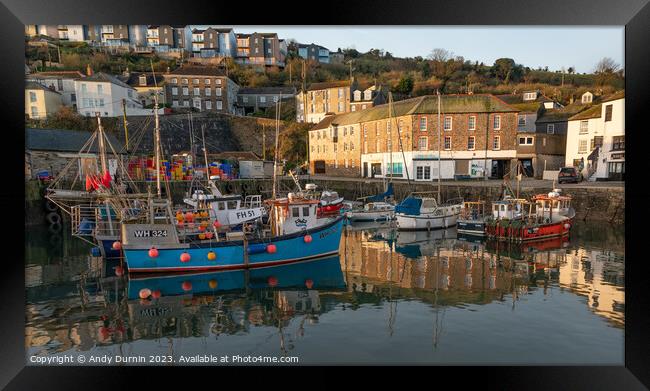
272;93;282;199
149;58;162;198
437;90;441;204
201;123;209;186
390;92;413;193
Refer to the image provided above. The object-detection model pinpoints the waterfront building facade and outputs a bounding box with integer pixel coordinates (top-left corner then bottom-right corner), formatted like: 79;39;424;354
163;66;239;114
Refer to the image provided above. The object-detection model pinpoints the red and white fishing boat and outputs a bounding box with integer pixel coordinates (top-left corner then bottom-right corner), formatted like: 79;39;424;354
486;189;575;242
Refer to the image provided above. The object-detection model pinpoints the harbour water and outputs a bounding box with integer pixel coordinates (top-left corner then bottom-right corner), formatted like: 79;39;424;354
25;221;624;365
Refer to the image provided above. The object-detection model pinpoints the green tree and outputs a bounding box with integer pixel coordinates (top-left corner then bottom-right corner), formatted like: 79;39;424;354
394;74;414;95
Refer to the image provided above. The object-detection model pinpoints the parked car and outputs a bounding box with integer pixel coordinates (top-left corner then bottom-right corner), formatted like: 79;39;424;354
558;167;582;184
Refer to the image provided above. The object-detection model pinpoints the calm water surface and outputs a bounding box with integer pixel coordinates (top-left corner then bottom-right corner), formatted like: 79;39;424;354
25;221;624;364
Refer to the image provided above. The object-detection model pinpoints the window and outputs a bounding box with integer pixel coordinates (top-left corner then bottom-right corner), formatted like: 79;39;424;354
493;136;501;150
260;96;266;103
387;163;403;176
172;87;178;95
205;100;212;110
580;120;589;134
582;93;593;104
30;106;38;118
350;127;354;135
547;124;555;134
183;100;189;107
591;136;603;150
205;79;211;85
182;78;188;84
292;208;300;218
29;91;37;103
216;101;222;110
205;88;211;96
216;79;221;85
444;116;452;131
302;207;310;217
493;115;501;130
273;96;279;103
193;87;200;96
338;102;344;112
98;99;104;107
97;85;103;94
416;166;431;180
350;142;354;150
612;136;624;151
605;104;613;121
343;127;347;136
363;141;367;153
523;92;537;101
420;117;427;131
398;120;404;133
81;83;87;93
578;139;588;153
386;121;391;134
193;78;199;85
362;104;367;110
343;142;347;151
216;88;222;97
351;105;356;112
444;136;451;150
345;159;348;168
363;124;367;138
518;115;526;127
171;78;178;84
375;140;380;153
139;75;147;86
334;143;337;152
468;116;476;130
468;136;476;150
518;136;534;145
182;87;189;95
418;136;428;151
338;88;344;98
172;100;178;107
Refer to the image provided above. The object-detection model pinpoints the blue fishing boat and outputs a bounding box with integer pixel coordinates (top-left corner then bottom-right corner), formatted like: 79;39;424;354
127;255;346;299
120;195;344;273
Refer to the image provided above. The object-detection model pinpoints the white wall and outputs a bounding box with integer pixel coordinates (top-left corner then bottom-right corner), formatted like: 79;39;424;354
75;80;142;117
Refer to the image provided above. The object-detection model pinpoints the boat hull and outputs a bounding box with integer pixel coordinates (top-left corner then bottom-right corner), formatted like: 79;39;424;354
346;210;394;222
123;217;344;273
396;212;458;231
486;215;574;242
97;235;121;258
456;219;486;236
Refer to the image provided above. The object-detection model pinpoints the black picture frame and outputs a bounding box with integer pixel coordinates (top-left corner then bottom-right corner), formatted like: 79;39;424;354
2;0;648;388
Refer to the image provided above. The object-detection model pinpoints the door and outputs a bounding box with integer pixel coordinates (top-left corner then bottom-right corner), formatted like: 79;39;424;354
314;160;326;174
455;160;469;176
520;159;534;177
363;162;368;177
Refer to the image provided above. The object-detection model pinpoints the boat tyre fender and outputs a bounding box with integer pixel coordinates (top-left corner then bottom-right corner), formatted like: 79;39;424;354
242;182;250;192
48;223;62;235
44;200;58;212
225;182;234;193
46;212;61;225
257;183;264;194
426;221;431;233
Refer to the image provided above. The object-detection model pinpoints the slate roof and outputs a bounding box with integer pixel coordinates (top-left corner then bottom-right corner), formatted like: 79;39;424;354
312;94;518;130
121;72;165;88
82;72;133;89
601;90;625;103
165;66;227;77
29;71;85;79
238;87;296;95
536;102;590;124
307;80;351;91
569;104;602;121
26;128;125;153
25;81;62;94
209;151;262;161
495;91;558;113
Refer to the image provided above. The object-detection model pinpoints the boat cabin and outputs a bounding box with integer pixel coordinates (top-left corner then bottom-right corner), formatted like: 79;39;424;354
267;194;321;235
365;202;394;212
460;201;486;220
532;190;572;220
491;199;525;220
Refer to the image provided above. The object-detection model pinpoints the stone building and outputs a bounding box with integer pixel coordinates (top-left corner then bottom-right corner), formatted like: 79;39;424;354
309;94;520;179
163;66;239;114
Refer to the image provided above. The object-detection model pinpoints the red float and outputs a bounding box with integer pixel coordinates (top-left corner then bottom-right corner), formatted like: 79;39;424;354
303;235;312;243
139;288;152;299
180;252;191;262
148;247;159;258
268;276;278;287
114;266;124;276
205;232;214;239
266;244;277;253
305;279;314;289
182;281;192;291
112;241;122;250
151;290;161;299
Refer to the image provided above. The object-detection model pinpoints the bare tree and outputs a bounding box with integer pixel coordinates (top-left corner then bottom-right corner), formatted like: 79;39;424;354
428;48;452;62
594;57;621;74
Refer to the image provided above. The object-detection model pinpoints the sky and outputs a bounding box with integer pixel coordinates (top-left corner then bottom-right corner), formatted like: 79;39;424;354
196;26;624;74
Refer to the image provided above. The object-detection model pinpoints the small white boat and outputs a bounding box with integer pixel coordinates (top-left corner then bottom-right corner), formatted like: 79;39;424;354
345;201;395;222
395;193;463;231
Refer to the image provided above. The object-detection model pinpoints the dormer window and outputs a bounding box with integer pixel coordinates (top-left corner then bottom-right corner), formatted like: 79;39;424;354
582;92;593;104
354;90;361;101
139;75;147;86
364;90;372;100
523;92;537;101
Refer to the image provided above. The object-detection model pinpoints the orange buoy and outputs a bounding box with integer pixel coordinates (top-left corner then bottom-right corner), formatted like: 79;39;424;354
266;244;277;254
114;266;124;276
139;288;152;299
268;276;278;287
305;279;314;289
303;235;312;243
151;290;161;299
148;247;159;258
112;241;122;250
205;232;214;239
208;279;218;289
180;252;191;263
207;251;217;261
182;281;192;291
198;225;206;232
185;212;194;221
198;233;206;240
213;220;221;228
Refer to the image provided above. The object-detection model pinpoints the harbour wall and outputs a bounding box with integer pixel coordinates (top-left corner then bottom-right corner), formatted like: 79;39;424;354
25;178;625;226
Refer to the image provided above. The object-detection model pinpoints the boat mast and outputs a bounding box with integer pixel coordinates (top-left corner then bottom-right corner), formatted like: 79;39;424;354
437;90;441;204
153;94;161;198
96;114;107;173
272;94;282;199
201;123;209;186
389;93;393;182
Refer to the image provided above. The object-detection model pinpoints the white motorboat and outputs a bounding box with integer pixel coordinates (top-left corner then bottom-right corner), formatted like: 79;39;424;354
345;201;395;222
395;193;463;231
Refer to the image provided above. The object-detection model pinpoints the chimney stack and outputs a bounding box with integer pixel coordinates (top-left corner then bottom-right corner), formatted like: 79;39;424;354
86;64;93;76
